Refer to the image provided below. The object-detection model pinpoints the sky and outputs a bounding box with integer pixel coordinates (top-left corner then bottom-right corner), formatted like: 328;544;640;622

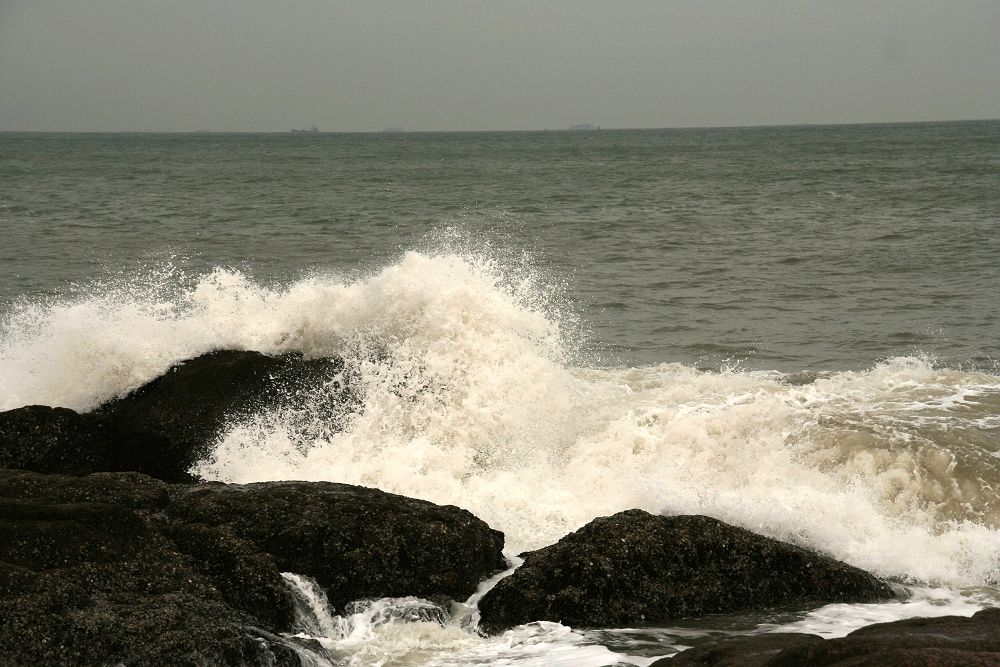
1;0;998;132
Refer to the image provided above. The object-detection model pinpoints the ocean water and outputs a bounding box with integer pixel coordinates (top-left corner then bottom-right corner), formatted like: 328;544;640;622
1;122;998;665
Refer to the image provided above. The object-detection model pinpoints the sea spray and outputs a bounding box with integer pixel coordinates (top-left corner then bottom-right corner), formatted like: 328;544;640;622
201;357;1000;587
0;251;568;411
1;253;998;589
278;573;988;665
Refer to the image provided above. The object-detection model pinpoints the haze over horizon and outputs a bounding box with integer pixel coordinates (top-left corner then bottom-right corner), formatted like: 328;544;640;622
1;0;998;133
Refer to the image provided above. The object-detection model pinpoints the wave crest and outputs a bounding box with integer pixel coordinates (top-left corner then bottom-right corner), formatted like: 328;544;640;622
2;254;999;586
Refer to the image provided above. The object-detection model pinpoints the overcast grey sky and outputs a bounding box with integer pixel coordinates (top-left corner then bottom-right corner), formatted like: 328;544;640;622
1;0;998;132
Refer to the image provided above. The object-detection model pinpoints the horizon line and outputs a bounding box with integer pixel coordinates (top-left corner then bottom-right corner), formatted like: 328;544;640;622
1;117;998;135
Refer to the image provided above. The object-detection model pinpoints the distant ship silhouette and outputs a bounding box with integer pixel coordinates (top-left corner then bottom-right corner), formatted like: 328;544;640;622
290;126;319;134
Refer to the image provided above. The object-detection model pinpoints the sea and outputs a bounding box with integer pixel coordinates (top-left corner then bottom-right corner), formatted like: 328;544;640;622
1;121;998;666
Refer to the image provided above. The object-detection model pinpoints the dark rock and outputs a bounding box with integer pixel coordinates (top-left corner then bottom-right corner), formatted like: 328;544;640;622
0;404;184;480
652;608;1000;666
0;467;170;508
0;498;151;570
0;497;299;666
162;521;296;631
650;633;825;666
478;510;894;632
96;349;353;480
0;405;102;475
768;607;1000;666
0;350;355;483
168;480;508;609
0;469;506;611
0;467;507;663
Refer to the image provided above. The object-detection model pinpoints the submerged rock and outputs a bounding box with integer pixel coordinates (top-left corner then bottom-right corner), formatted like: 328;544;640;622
0;350;354;482
169;480;508;609
769;608;1000;666
653;609;1000;665
652;633;824;666
478;510;894;632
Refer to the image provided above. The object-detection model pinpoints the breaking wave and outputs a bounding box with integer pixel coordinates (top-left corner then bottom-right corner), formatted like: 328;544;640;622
1;251;998;587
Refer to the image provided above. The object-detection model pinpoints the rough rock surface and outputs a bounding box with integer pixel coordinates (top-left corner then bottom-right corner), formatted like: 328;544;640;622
161;520;295;631
0;496;298;666
0;404;183;480
0;466;171;508
652;608;1000;666
0;350;353;483
478;510;894;632
95;350;356;481
0;468;506;664
169;480;508;609
95;349;353;481
769;608;1000;666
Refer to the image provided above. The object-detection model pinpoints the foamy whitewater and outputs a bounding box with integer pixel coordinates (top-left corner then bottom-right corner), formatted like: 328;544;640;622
2;252;998;665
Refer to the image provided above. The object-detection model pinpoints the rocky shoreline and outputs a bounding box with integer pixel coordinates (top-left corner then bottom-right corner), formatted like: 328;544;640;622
1;350;996;665
0;468;503;665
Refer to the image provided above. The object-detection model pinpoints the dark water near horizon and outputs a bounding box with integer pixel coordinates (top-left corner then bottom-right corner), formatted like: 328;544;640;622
2;120;998;371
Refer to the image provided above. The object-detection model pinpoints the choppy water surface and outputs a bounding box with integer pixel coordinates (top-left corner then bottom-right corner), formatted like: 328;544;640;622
2;122;998;369
0;122;998;665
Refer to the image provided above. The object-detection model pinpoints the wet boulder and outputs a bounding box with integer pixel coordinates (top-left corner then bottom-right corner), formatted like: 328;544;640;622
0;467;507;662
0;467;171;508
0;404;183;480
1;468;507;622
768;608;1000;666
652;608;1000;666
0;350;354;483
160;521;296;632
168;480;508;609
96;349;353;479
478;510;894;632
0;496;299;666
0;468;297;638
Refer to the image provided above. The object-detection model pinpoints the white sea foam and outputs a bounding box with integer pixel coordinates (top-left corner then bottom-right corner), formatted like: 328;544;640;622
2;252;999;590
281;571;657;667
279;575;992;666
764;585;988;638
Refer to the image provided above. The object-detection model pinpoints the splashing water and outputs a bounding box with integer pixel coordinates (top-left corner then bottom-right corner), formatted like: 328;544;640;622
2;253;999;588
279;573;993;666
280;571;659;667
